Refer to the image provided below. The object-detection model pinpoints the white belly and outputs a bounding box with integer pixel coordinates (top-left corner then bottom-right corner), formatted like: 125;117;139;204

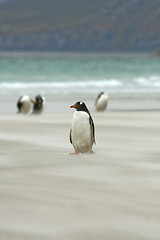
96;94;108;111
21;96;32;114
71;111;92;153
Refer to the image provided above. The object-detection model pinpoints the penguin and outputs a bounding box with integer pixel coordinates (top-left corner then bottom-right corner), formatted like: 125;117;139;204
32;95;46;114
95;92;109;111
17;95;32;114
70;101;96;154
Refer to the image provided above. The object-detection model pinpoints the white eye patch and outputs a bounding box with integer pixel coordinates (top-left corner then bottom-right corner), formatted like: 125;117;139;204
80;101;83;105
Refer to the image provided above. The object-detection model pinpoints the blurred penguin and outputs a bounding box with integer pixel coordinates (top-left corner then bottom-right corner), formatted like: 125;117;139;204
95;92;109;111
32;95;46;114
17;95;32;114
70;101;96;154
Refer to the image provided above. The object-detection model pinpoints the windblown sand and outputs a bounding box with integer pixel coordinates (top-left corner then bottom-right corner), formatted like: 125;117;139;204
0;111;160;240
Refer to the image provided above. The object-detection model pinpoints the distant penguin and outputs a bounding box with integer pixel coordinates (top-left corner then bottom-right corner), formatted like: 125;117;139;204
17;95;32;114
95;92;109;111
32;95;46;114
70;101;96;154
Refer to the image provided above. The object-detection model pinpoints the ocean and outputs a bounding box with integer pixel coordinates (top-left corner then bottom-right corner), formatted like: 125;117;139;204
0;52;160;113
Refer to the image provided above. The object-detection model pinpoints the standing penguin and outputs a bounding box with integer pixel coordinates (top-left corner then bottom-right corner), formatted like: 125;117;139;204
95;92;109;111
17;95;32;114
70;101;96;154
32;95;46;114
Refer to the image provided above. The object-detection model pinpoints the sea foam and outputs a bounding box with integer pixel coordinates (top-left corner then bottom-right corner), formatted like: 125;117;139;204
0;76;160;98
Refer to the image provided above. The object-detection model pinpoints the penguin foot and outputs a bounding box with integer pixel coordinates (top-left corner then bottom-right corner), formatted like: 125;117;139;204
69;152;79;155
69;149;79;155
86;149;95;154
69;146;79;155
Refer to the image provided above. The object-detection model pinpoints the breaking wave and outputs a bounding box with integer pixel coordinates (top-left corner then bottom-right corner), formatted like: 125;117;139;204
0;76;160;98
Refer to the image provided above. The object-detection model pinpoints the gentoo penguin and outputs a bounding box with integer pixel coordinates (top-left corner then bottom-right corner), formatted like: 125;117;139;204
95;92;109;111
32;95;46;114
17;95;32;114
70;101;96;154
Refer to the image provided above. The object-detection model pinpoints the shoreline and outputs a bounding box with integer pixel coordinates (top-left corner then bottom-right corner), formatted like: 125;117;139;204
0;97;159;114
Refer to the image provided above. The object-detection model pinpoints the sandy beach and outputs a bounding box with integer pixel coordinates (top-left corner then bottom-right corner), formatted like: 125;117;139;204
0;110;160;240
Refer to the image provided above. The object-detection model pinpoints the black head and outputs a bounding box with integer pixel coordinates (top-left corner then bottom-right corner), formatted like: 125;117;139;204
17;96;23;112
33;95;44;112
98;92;104;98
35;95;43;103
70;101;89;113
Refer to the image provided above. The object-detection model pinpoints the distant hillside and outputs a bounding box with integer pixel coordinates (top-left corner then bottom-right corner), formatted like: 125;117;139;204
0;0;160;52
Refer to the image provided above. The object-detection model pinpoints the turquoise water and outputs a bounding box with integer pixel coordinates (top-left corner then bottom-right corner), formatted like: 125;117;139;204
0;52;160;100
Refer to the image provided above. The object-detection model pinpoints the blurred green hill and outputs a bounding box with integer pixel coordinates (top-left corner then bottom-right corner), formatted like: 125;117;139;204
0;0;160;52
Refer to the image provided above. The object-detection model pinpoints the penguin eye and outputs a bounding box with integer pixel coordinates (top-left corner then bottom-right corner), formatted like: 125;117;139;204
80;101;83;105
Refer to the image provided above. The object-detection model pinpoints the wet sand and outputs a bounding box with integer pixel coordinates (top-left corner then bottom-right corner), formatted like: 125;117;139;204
0;111;160;240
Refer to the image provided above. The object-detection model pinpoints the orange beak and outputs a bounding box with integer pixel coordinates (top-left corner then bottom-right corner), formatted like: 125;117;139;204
70;104;77;108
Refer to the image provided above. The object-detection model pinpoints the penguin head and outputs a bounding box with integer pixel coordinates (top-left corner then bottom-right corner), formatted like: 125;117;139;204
17;96;23;112
35;95;43;104
98;92;104;98
70;101;89;113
